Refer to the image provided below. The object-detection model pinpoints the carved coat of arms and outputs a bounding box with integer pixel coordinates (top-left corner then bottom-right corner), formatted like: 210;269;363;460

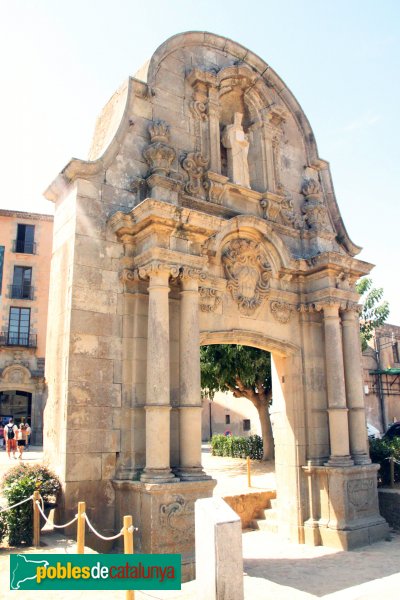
222;238;272;315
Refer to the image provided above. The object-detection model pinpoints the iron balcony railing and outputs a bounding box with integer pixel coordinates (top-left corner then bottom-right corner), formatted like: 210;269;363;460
12;239;36;254
8;284;34;300
0;332;37;348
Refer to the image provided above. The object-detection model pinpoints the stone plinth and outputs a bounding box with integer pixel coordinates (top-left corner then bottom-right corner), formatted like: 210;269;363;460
305;464;389;549
195;497;244;600
113;478;216;582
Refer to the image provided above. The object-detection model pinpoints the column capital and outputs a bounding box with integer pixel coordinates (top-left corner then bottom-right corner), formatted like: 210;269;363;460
341;302;362;320
313;298;345;316
179;267;207;290
138;262;180;283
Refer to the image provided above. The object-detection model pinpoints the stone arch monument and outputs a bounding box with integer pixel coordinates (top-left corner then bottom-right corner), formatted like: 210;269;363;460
44;32;388;573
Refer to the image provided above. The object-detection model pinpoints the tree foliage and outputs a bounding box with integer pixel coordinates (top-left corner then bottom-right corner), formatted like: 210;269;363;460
200;344;274;460
356;277;390;351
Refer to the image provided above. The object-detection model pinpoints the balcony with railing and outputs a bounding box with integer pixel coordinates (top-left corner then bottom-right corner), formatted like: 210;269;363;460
0;332;37;348
8;284;34;300
12;239;36;254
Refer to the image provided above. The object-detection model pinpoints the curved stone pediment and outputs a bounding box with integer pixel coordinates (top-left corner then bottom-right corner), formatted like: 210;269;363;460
45;31;361;258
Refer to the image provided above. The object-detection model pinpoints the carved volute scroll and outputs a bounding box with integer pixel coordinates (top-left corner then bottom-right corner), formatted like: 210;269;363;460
222;238;272;315
181;152;209;199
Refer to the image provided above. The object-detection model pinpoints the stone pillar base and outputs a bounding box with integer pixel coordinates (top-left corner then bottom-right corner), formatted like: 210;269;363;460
113;478;216;582
140;468;178;484
306;463;389;550
173;467;212;481
319;521;390;550
352;453;372;466
325;455;354;467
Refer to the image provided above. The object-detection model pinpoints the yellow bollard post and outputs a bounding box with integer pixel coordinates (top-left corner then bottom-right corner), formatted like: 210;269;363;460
77;501;86;554
124;515;135;600
390;456;395;489
33;491;41;547
247;456;251;488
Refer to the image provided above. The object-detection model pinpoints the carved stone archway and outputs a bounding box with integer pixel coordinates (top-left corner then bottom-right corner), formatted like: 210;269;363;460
44;31;388;577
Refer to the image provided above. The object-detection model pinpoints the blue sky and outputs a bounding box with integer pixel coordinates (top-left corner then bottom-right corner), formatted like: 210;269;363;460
0;0;399;322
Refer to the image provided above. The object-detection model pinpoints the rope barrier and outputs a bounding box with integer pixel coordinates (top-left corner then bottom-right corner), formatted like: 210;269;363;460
0;494;34;513
84;513;125;541
384;456;400;465
35;500;79;529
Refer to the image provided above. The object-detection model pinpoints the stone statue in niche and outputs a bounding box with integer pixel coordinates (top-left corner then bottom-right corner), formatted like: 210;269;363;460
221;112;250;188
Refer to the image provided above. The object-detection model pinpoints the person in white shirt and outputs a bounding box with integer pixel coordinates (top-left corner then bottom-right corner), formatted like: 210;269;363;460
17;422;31;459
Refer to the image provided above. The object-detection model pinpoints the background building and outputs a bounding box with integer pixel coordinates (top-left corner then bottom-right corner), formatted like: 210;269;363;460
201;391;262;441
0;210;53;444
363;323;400;432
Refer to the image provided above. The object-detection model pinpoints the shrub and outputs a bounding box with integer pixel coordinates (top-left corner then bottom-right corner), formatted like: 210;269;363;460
0;511;7;542
211;434;263;460
369;437;400;486
1;463;61;546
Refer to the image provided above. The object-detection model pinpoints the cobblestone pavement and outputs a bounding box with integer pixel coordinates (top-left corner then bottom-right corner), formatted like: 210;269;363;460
1;446;399;599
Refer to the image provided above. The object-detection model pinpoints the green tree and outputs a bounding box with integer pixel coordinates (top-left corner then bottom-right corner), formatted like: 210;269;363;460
356;277;390;351
200;344;274;461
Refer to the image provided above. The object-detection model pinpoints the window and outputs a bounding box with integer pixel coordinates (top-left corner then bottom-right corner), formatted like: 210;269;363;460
10;266;32;299
14;224;35;254
225;415;230;425
243;419;251;431
0;246;4;294
8;307;30;345
393;342;400;364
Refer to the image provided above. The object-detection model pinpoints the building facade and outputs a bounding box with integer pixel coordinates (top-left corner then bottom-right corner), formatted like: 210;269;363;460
0;210;53;444
363;323;400;432
201;391;262;441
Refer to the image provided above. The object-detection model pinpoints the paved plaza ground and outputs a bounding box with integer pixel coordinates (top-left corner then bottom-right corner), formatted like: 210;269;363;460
0;446;399;599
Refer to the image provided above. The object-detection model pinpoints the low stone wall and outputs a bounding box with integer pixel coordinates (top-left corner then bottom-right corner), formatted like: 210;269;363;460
378;488;400;530
223;490;276;529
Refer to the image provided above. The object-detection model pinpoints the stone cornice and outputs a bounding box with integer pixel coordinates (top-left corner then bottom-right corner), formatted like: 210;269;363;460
109;198;223;239
294;251;374;277
132;247;207;273
0;209;53;222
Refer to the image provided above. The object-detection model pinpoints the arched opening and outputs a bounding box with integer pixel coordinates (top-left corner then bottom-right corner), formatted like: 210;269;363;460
200;343;274;461
0;390;32;426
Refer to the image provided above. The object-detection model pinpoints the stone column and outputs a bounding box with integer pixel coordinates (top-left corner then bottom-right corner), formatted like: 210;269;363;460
140;264;177;483
341;307;371;465
207;86;221;173
176;270;209;480
321;302;353;467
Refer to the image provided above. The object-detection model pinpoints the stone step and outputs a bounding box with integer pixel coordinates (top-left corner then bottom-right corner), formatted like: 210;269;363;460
262;508;278;521
250;518;279;534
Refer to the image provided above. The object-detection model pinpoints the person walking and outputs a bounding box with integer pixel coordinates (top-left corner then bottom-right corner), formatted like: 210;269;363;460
4;418;18;459
17;422;31;459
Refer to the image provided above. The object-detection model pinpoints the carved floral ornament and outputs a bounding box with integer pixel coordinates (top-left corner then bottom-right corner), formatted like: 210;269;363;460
270;301;293;323
199;287;222;312
222;238;272;315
